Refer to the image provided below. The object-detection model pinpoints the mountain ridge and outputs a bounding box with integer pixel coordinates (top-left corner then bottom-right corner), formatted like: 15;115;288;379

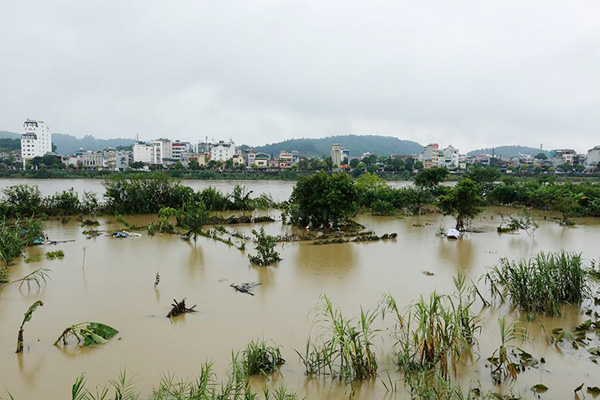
252;135;424;157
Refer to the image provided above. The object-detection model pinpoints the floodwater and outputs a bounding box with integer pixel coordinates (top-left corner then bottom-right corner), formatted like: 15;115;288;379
0;178;448;202
0;189;599;399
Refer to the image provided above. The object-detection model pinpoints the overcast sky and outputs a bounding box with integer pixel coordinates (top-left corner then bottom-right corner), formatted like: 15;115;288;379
1;1;599;152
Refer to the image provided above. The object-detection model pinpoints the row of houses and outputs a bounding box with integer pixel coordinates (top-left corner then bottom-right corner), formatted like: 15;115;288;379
132;138;303;169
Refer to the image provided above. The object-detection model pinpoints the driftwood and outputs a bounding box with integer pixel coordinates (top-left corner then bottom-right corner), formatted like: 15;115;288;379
230;282;261;296
166;298;197;318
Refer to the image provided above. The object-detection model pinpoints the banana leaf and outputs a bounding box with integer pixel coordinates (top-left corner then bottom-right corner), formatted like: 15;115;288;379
55;322;118;348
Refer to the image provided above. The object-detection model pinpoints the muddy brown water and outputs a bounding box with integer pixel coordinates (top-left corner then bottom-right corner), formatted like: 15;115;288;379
0;178;453;202
0;187;599;398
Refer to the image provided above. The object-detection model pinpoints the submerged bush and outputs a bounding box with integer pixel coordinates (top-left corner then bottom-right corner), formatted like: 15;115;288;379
242;339;285;375
248;227;281;266
486;251;588;316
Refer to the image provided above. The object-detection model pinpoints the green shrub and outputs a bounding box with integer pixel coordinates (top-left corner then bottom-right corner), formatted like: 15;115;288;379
242;339;285;375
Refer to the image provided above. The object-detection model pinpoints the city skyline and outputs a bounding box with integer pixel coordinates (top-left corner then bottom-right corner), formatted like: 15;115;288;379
2;1;600;152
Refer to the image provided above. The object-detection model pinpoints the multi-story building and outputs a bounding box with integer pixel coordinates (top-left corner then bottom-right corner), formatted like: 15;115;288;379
80;151;104;169
150;139;173;164
171;141;192;160
331;143;343;167
20;119;52;166
133;143;154;164
210;141;236;162
278;150;294;168
420;144;444;169
104;149;130;170
254;153;269;168
246;150;256;167
552;149;577;168
586;146;600;169
443;145;459;169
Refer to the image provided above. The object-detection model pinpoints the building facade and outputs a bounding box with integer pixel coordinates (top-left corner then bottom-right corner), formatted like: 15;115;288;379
331;143;343;167
421;144;444;169
443;145;459;169
21;119;52;166
586;146;600;168
210;141;236;162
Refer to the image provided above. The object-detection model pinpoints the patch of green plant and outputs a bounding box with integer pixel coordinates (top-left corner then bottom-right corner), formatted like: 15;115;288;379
81;219;99;227
382;274;481;378
242;338;285;375
16;300;44;353
488;317;532;384
298;295;378;384
248;227;281;266
54;322;118;348
486;251;588;316
497;211;539;234
0;268;50;290
24;254;41;263
46;250;64;260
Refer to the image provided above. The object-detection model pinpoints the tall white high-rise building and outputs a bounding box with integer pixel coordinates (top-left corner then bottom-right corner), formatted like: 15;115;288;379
21;119;53;166
331;143;343;167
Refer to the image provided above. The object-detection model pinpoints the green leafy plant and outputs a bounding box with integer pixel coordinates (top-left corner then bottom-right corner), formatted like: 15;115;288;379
46;250;65;260
242;339;285;375
54;322;119;348
1;268;51;290
297;295;378;384
488;317;531;384
486;251;588;316
248;227;281;266
16;300;44;353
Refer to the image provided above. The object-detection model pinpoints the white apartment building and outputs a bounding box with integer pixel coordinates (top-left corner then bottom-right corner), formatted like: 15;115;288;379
586;146;600;168
21;119;52;166
133;144;154;164
150;139;173;164
443;145;460;169
210;141;236;162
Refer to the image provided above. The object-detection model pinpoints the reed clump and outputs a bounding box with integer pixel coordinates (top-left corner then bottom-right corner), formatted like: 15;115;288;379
486;251;588;316
382;275;481;379
298;295;378;384
242;339;285;375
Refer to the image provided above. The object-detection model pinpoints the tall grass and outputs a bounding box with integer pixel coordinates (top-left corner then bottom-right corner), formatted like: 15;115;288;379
382;275;481;378
486;251;588;316
297;295;378;384
242;339;285;375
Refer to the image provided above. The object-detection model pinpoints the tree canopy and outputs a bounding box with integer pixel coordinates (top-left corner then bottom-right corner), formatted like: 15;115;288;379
287;171;358;229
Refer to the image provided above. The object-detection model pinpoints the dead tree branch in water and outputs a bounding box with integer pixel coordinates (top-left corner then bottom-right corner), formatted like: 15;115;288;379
230;282;261;296
167;298;197;318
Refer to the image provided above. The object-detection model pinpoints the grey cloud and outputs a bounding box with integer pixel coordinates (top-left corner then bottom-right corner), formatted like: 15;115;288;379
1;0;599;152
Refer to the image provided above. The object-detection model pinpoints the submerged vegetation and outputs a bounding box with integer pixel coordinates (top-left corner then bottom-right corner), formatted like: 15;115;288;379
242;339;285;375
54;322;119;348
248;227;281;266
383;275;481;378
70;358;299;400
486;251;588;316
298;295;378;384
16;300;44;353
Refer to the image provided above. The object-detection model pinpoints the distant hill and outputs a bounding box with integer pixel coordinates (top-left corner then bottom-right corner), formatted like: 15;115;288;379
467;145;550;158
0;131;19;139
0;130;135;155
52;133;135;155
253;135;424;158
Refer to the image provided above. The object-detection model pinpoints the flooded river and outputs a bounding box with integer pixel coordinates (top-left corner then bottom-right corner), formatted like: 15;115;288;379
0;181;599;399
